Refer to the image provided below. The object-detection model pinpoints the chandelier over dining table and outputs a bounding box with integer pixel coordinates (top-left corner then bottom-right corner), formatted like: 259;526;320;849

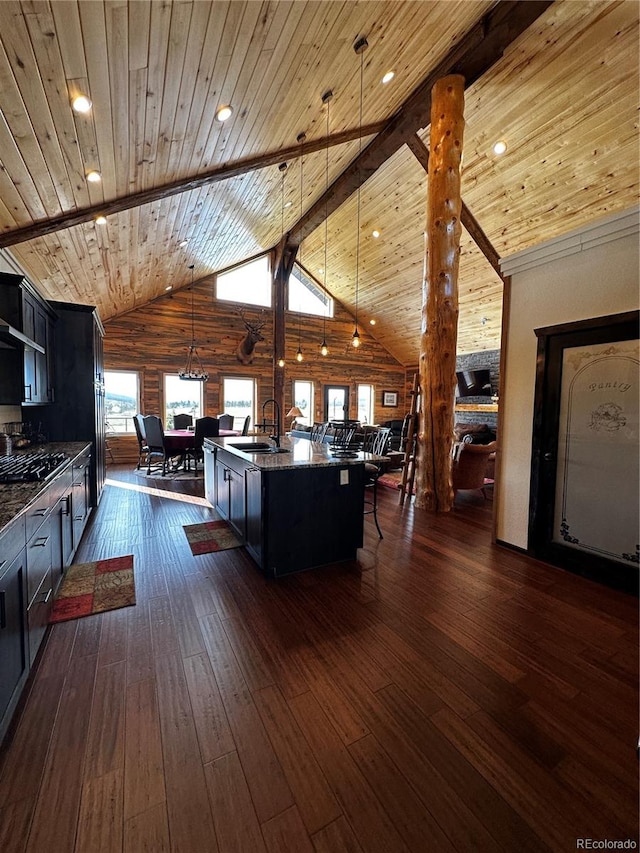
179;264;209;381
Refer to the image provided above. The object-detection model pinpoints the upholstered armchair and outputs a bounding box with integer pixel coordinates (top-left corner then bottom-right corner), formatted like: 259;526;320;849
451;439;497;499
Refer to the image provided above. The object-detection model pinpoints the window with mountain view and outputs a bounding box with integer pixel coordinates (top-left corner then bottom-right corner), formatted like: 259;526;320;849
104;371;139;434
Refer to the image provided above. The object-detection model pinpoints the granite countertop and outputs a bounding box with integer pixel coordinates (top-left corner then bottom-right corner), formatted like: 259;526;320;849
0;442;91;533
205;434;380;471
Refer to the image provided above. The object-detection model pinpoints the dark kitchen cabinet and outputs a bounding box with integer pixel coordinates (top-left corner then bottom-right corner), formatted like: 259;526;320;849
0;272;55;405
0;517;27;744
245;466;263;565
0;446;92;745
49;465;74;588
71;449;91;549
214;447;248;540
28;302;105;507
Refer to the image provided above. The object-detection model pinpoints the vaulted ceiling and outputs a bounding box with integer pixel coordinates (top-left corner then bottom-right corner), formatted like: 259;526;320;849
0;0;637;366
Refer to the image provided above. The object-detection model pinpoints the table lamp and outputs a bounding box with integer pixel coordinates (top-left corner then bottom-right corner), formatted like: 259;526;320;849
286;406;303;430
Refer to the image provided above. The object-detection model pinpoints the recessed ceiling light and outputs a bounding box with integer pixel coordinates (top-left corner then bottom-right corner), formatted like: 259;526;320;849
372;229;380;238
215;105;233;122
86;170;101;183
284;201;293;208
95;215;107;225
72;95;92;113
369;319;376;325
493;140;507;155
179;239;189;247
165;285;172;291
382;71;395;84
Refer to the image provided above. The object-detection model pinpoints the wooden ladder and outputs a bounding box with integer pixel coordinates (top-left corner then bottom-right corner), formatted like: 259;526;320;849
399;373;420;504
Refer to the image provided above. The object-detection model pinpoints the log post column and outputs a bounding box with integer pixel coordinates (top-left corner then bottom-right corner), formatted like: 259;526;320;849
415;75;465;513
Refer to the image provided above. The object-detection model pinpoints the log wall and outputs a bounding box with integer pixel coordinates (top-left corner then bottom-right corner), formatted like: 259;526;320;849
104;274;405;462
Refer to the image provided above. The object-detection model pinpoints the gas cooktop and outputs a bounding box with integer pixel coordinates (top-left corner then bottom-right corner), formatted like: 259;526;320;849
0;452;69;484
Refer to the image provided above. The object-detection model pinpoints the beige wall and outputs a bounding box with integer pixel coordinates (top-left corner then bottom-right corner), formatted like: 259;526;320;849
497;208;639;549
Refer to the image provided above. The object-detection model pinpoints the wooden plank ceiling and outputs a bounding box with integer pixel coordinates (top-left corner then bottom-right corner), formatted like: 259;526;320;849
0;1;637;364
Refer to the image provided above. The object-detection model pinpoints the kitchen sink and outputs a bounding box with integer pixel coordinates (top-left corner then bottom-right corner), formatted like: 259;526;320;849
228;442;290;454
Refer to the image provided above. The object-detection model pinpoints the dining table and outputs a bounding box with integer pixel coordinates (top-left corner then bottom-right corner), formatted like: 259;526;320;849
163;427;241;470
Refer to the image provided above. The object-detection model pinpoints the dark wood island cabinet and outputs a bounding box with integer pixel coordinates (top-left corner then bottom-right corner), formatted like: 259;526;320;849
205;436;366;578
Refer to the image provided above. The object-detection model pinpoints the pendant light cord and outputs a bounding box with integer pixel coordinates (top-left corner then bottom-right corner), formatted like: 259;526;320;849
352;37;367;346
189;264;195;345
321;90;332;354
354;43;365;332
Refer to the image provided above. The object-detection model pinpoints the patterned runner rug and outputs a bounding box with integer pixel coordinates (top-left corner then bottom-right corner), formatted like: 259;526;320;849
50;555;135;623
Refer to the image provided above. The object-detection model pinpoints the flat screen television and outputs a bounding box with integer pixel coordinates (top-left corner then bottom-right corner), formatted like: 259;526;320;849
456;369;492;398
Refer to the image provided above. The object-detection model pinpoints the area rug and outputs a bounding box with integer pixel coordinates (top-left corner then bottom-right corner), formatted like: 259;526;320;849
49;555;136;623
183;520;242;555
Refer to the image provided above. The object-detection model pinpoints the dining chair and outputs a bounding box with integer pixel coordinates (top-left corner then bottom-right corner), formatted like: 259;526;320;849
241;415;251;435
363;427;392;538
217;413;235;431
141;415;169;475
187;417;220;470
133;413;149;470
173;413;193;430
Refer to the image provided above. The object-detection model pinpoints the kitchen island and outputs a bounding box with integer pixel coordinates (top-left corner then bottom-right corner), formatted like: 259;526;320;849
204;434;371;578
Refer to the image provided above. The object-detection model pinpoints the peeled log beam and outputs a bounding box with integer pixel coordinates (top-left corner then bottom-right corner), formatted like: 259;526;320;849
415;75;465;513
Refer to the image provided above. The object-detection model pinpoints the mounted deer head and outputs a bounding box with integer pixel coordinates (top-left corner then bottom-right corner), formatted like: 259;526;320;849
236;310;267;364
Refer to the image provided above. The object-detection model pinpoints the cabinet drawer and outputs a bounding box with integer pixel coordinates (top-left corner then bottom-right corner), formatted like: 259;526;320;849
26;516;52;607
47;464;72;505
0;516;26;576
25;489;52;542
72;454;90;484
27;568;53;666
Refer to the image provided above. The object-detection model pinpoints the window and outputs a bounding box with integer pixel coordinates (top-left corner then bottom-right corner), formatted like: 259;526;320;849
357;384;374;425
104;371;139;433
293;380;313;427
288;264;333;317
216;255;271;307
222;376;256;430
164;374;203;428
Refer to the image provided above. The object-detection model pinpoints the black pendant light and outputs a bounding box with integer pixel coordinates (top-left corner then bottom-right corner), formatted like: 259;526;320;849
277;161;287;367
179;264;209;381
320;90;332;357
352;37;368;350
296;134;305;364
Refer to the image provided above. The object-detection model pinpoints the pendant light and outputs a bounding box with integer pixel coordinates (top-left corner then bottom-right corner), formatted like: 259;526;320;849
296;303;303;362
352;37;368;349
277;162;287;367
320;90;333;357
179;264;209;381
296;133;304;364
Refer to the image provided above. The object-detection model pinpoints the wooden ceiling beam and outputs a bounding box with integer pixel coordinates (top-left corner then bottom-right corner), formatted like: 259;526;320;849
287;1;553;247
405;133;503;280
0;122;385;249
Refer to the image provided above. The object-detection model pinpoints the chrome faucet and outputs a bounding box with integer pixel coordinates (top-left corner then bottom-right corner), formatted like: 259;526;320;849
262;398;281;448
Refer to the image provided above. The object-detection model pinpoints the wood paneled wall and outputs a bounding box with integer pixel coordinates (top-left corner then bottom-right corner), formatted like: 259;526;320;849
103;275;406;446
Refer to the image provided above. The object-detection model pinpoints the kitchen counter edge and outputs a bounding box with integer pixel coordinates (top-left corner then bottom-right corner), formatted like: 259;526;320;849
0;442;92;534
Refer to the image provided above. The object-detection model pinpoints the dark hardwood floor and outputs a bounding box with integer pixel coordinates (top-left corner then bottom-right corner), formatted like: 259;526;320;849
1;467;638;852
